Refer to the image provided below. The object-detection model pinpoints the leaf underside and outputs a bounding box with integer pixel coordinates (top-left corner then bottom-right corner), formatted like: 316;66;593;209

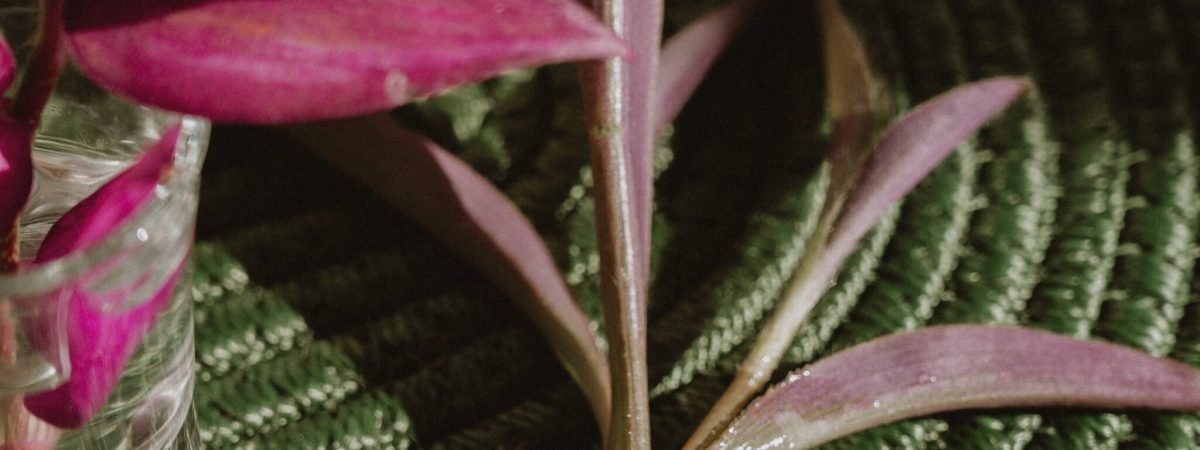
718;325;1200;450
64;0;626;124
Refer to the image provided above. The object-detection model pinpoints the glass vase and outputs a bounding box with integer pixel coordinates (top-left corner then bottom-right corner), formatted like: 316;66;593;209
0;68;208;449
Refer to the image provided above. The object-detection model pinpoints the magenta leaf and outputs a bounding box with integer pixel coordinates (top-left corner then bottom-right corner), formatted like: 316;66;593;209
0;118;35;269
0;36;35;270
64;0;627;124
715;325;1200;450
23;124;184;428
286;115;613;435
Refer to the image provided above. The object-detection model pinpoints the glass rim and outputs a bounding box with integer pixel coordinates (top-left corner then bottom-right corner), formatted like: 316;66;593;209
0;115;210;296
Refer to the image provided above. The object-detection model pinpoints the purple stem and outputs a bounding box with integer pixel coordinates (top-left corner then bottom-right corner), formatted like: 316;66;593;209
577;0;662;446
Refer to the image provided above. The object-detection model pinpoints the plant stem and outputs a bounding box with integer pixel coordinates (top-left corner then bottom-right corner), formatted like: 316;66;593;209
577;0;662;445
0;228;15;273
11;0;66;123
584;117;651;449
680;218;840;450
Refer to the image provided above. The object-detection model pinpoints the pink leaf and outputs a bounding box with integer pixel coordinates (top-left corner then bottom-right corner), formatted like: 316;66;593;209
680;3;887;445
656;0;758;132
0;117;35;264
64;0;627;124
0;37;16;93
716;325;1200;450
286;115;613;435
23;124;184;428
0;36;32;258
822;77;1031;267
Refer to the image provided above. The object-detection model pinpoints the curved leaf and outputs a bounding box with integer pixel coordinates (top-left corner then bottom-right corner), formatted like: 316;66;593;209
680;2;887;445
24;124;184;428
285;115;613;435
0;35;32;270
684;76;1031;449
822;77;1030;265
65;0;627;124
656;0;758;132
0;117;34;271
0;37;15;93
715;325;1200;450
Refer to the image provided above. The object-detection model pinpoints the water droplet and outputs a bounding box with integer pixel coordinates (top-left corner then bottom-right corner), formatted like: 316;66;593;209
928;375;938;383
872;400;881;408
136;228;149;242
385;71;411;104
802;369;811;377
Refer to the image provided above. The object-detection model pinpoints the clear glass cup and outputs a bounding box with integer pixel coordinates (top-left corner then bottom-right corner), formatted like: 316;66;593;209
0;68;208;449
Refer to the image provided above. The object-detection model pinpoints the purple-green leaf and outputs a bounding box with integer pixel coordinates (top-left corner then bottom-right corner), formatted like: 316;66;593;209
64;0;627;124
715;325;1200;450
819;0;887;210
0;118;35;271
23;124;184;428
576;0;662;445
684;75;1030;449
286;115;613;435
681;2;887;445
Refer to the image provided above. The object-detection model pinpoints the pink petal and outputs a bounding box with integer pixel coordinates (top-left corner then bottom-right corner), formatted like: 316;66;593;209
24;124;185;428
717;325;1200;450
286;115;612;434
64;0;626;124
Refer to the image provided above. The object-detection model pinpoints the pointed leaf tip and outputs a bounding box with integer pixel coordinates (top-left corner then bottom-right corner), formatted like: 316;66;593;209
33;124;180;261
65;0;626;124
656;0;758;130
24;124;185;428
286;115;612;434
717;325;1200;450
825;76;1029;263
